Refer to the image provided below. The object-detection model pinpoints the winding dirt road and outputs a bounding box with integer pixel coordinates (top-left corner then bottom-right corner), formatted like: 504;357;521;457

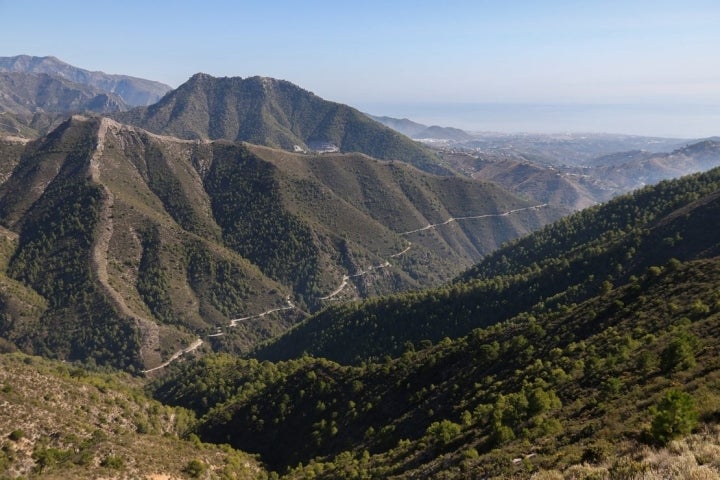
319;204;548;300
229;299;296;327
141;339;204;374
398;204;548;235
139;203;550;369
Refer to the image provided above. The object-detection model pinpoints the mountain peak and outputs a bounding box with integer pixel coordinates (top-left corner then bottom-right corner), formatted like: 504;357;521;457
115;73;448;173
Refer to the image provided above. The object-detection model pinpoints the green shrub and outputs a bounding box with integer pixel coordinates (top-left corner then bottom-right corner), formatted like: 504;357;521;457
183;459;207;478
100;454;124;469
649;389;698;445
660;337;696;373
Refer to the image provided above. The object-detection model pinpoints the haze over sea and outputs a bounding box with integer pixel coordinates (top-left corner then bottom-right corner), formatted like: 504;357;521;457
361;102;720;139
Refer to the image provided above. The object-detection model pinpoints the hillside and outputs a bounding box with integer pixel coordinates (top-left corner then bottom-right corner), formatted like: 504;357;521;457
254;166;720;364
442;151;609;210
0;55;172;106
0;353;265;479
0;72;127;115
589;139;720;192
0;116;559;370
152;168;720;478
155;258;720;478
438;139;720;211
369;115;473;142
115;73;449;174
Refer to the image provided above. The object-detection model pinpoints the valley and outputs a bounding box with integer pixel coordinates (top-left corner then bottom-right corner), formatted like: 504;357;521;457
0;54;719;479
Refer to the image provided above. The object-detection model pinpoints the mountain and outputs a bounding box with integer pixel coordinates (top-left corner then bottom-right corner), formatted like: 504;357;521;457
414;125;474;142
367;115;428;137
442;151;609;210
370;116;717;210
587;149;656;167
0;72;127;115
155;254;720;478
116;73;449;174
370;114;474;142
0;55;172;106
438;139;720;211
0;116;560;370
254;166;720;364
588;139;720;193
0;353;264;479
152;167;720;478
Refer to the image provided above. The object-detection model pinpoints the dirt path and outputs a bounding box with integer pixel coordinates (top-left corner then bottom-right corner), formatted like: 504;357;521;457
319;275;350;300
319;204;548;300
141;338;203;374
398;203;548;235
229;299;296;327
389;245;412;258
320;253;399;301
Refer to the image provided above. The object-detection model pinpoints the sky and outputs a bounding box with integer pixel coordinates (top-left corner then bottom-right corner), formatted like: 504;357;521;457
1;0;719;137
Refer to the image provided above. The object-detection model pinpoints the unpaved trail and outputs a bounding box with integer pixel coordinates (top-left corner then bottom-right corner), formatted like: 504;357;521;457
319;275;350;300
88;117;161;368
229;299;296;327
320;255;397;301
398;204;548;235
141;338;203;374
320;204;548;300
389;245;412;258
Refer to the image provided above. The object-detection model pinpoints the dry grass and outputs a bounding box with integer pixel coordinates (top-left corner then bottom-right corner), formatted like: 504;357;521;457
532;426;720;479
0;353;265;479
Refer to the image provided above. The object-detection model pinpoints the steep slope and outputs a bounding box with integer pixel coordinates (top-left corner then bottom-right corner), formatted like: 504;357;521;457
116;73;449;174
590;139;720;192
156;255;720;478
0;117;561;369
440;139;720;211
0;55;172;106
0;117;290;369
0;72;127;115
444;151;608;210
244;143;561;293
0;110;65;138
0;136;28;182
0;353;265;479
254;167;720;364
154;173;720;478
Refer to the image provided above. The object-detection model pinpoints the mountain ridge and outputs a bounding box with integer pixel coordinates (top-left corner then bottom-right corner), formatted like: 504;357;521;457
254;166;720;364
0;115;561;369
0;72;127;115
115;73;451;174
149;165;720;478
0;55;172;106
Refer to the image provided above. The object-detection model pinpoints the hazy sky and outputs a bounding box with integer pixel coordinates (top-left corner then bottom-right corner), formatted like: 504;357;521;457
1;0;719;136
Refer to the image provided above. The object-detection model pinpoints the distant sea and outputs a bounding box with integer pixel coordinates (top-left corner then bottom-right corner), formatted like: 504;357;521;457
358;102;720;139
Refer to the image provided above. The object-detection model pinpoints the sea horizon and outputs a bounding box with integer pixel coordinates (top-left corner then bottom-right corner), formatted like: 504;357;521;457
357;101;720;139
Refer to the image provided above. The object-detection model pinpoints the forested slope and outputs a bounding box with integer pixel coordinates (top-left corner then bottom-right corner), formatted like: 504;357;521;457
156;255;720;478
255;167;720;364
0;116;558;369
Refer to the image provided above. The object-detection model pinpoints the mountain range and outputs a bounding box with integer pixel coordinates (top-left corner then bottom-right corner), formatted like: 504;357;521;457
0;72;127;115
155;165;720;478
369;115;474;142
0;114;559;371
115;73;449;174
0;55;172;106
1;55;720;479
373;115;720;211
